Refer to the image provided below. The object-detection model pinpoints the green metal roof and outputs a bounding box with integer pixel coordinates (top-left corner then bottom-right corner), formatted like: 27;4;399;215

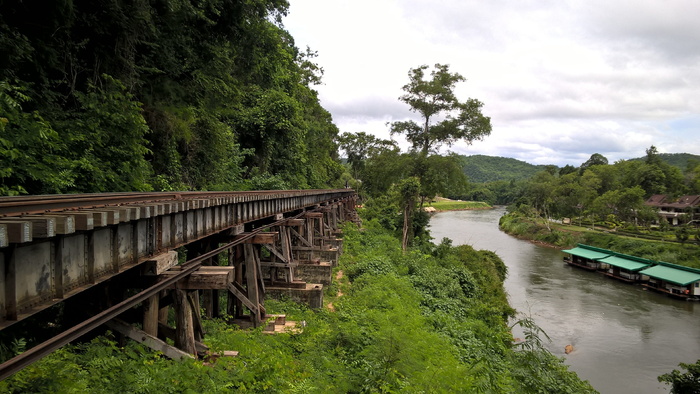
562;246;610;260
598;255;651;272
639;265;700;286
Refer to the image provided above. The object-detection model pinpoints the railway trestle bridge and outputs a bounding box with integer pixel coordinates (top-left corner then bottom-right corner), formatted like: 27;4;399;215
0;189;358;379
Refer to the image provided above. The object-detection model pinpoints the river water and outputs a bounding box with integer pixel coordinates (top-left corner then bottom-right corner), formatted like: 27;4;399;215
429;208;700;394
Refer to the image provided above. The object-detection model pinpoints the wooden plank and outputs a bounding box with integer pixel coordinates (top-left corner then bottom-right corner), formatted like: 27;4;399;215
106;319;194;360
227;283;258;314
142;251;178;276
289;227;312;247
292;246;338;252
304;212;324;218
78;210;109;227
186;291;204;342
87;209;121;224
236;232;278;244
97;207;129;223
0;224;7;248
260;261;291;268
23;215;75;235
0;221;32;243
71;212;94;231
284;219;305;227
22;217;56;238
263;245;288;263
172;289;196;355
143;295;159;336
121;206;140;221
131;205;152;219
161;267;234;289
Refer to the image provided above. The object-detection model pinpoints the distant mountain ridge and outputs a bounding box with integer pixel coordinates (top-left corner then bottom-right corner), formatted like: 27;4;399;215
629;153;700;170
459;155;549;183
459;153;700;183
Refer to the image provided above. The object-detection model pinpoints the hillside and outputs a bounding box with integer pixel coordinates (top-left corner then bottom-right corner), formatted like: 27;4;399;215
459;155;550;183
629;153;700;170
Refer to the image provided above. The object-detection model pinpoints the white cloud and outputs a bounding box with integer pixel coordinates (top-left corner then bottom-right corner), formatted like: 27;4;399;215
285;0;700;167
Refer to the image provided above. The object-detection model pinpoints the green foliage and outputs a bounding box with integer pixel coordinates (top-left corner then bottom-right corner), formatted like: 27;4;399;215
390;64;491;155
658;360;700;394
427;200;491;211
460;154;550;183
338;131;396;179
0;0;344;194
2;214;595;392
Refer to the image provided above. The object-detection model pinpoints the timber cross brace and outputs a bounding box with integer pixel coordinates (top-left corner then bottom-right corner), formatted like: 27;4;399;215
0;190;359;379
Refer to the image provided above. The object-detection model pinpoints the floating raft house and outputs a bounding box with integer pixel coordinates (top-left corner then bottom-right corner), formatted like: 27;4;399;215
562;244;700;299
640;262;700;298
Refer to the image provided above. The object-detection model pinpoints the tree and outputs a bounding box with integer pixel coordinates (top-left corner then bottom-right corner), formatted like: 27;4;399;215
579;153;608;174
417;153;468;205
390;64;491;155
395;177;421;252
338;132;397;179
559;164;577;176
658;360;700;393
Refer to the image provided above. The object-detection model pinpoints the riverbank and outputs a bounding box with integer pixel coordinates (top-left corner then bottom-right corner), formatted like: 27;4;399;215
430;209;700;394
0;216;596;393
499;212;700;269
425;199;491;212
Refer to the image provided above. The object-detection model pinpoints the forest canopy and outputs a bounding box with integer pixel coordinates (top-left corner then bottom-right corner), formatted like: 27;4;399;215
0;0;344;195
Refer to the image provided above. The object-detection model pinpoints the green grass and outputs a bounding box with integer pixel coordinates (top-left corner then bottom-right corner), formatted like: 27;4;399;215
428;200;491;211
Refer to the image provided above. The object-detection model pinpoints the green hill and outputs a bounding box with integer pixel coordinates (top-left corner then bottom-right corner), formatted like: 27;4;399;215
629;153;700;171
459;155;549;183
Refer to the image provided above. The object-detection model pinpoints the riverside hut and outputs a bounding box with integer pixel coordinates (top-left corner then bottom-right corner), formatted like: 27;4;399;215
597;253;653;283
640;262;700;299
562;244;611;271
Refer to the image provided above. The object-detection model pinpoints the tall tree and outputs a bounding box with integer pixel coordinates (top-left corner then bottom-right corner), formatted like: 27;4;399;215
579;153;608;174
390;64;491;155
338;132;397;179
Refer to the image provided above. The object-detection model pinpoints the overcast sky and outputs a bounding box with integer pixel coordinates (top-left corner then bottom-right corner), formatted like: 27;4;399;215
283;0;700;167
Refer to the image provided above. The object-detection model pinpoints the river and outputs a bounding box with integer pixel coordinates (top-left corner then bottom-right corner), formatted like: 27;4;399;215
429;207;700;394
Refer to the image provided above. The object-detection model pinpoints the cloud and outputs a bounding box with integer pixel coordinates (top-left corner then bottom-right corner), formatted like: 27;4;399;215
284;0;700;167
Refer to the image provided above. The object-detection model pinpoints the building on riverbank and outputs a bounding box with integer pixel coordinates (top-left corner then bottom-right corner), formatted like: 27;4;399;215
562;245;700;297
597;254;653;283
645;194;700;226
640;262;700;299
561;244;611;271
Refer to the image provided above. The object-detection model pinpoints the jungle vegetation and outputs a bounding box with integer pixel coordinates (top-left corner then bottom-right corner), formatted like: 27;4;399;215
458;151;700;206
0;1;678;391
496;147;700;268
0;212;597;393
0;0;344;195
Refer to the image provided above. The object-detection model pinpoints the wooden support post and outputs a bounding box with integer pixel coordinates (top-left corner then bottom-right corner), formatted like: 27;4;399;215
53;238;64;298
86;231;95;284
229;246;244;318
188;291;204;342
172;289;196;356
143;294;160;337
132;221;140;265
4;245;17;321
227;248;235;317
106;319;194;360
0;224;7;248
158;290;170;339
202;260;214;319
211;288;219;319
244;244;261;326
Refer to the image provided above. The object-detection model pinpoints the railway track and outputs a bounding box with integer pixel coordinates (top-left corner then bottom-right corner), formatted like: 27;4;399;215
0;189;348;217
0;189;356;380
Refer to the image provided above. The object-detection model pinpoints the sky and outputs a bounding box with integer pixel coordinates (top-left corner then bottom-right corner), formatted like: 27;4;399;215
283;0;700;167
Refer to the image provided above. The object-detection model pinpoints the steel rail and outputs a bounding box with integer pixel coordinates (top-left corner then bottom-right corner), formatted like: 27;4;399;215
0;189;352;217
0;205;322;381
